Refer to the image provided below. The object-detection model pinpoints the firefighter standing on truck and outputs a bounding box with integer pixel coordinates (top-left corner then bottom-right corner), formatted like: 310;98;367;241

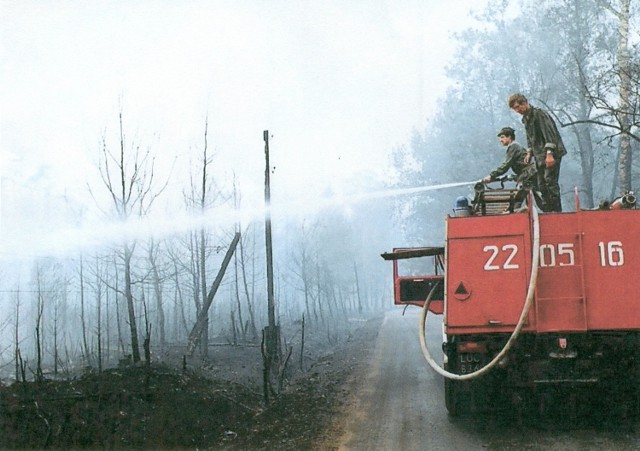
508;93;567;212
482;126;537;189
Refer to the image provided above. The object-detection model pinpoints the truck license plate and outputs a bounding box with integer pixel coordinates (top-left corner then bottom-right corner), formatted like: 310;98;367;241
459;353;484;374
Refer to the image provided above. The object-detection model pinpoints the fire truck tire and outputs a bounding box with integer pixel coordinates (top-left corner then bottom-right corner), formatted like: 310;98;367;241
444;369;472;416
627;352;640;418
634;348;640;417
444;377;459;416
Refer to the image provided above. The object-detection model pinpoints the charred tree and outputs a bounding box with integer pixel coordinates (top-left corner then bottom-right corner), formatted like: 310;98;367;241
180;116;230;357
147;239;167;350
14;290;21;383
79;255;92;366
91;110;168;363
122;244;140;362
238;227;259;340
34;268;45;383
94;256;104;373
231;181;259;341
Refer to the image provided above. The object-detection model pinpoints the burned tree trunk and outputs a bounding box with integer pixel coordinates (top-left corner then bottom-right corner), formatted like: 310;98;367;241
123;244;141;363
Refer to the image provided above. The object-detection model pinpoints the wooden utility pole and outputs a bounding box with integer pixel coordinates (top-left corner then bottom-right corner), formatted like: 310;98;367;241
264;130;277;335
262;130;280;403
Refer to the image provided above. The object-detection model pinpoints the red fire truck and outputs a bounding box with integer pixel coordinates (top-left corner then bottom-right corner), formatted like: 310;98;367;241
383;183;639;417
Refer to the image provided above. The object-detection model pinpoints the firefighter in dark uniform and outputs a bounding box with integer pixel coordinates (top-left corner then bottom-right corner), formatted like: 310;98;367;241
508;93;567;212
483;126;537;189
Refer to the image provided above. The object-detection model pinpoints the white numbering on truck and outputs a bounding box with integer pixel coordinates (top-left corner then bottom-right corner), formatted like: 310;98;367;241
483;244;519;271
484;241;625;270
598;241;624;267
539;243;575;267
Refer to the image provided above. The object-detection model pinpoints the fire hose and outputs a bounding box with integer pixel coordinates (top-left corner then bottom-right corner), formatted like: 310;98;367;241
419;203;541;380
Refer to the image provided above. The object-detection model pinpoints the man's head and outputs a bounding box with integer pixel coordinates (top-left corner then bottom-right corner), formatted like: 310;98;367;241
497;126;515;146
508;93;530;115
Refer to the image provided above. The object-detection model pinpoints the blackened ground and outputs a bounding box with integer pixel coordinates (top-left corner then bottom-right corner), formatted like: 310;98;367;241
0;315;383;450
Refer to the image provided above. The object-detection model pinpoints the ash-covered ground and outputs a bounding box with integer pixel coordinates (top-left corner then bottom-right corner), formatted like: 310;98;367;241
0;315;383;450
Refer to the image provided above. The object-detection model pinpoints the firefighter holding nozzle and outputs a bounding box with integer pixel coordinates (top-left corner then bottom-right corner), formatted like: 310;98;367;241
482;126;537;190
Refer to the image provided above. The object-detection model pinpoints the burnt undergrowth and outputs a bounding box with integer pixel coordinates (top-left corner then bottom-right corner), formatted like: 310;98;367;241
0;315;383;449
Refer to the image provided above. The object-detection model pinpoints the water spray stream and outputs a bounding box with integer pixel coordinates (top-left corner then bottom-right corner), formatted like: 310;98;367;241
299;180;475;211
1;180;477;260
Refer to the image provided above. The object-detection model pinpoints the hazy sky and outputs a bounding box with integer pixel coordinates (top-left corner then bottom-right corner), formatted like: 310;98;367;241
1;0;488;257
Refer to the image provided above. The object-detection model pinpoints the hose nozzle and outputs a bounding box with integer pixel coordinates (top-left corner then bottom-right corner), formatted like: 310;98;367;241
610;191;636;209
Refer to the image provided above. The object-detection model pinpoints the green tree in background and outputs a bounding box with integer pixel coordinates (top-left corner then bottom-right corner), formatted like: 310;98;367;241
393;0;638;243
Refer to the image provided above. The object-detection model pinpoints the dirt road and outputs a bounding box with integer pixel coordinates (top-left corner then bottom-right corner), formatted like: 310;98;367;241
332;309;639;450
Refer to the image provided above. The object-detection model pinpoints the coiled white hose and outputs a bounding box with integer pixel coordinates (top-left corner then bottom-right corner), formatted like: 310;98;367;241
419;205;541;381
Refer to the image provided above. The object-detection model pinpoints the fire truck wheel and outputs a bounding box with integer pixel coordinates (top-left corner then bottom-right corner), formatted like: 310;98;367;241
444;378;465;417
444;377;456;416
634;351;640;417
